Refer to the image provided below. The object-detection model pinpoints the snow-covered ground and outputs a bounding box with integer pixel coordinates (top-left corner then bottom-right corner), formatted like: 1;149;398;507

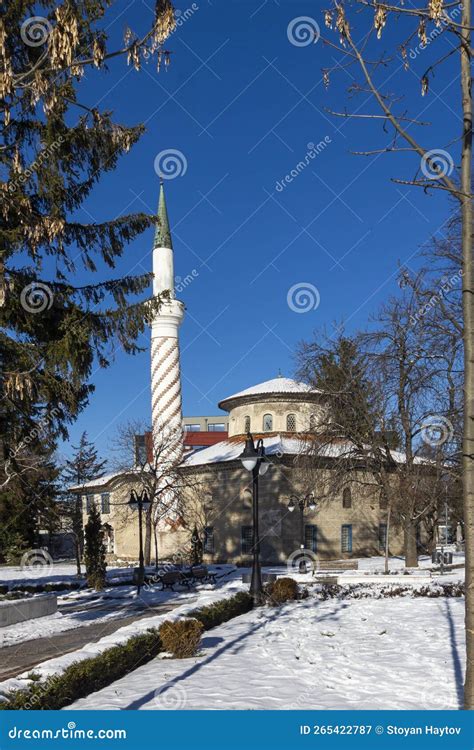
0;564;236;648
0;556;465;709
0;571;245;700
70;593;465;711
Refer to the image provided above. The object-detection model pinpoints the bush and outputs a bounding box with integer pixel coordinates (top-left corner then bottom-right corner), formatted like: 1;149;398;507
0;590;254;710
266;577;299;604
190;591;253;629
159;618;203;658
0;628;162;710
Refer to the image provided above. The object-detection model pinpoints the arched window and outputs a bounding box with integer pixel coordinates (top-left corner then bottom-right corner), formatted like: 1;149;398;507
286;414;296;432
244;416;251;433
342;487;352;509
262;413;273;432
309;414;317;431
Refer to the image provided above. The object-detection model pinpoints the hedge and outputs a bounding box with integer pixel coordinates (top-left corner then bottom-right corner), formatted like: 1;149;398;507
0;590;253;710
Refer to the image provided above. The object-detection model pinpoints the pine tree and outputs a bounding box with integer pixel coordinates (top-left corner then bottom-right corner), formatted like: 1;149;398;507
63;432;107;486
0;1;176;467
301;335;376;441
0;437;60;562
62;432;106;574
84;502;106;590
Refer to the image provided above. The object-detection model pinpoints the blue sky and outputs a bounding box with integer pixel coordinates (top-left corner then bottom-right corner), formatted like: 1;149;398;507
59;0;460;461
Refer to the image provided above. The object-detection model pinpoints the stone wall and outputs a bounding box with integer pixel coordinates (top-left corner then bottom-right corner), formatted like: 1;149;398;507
181;460;406;564
227;398;329;437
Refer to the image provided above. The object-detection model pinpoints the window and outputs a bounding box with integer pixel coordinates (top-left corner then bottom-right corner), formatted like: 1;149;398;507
309;414;317;430
379;523;387;552
262;413;273;432
208;423;226;432
101;493;110;514
244;416;251;433
304;524;318;553
241;525;253;555
342;487;352;509
203;527;214;554
379;494;388;510
341;524;353;553
184;424;201;432
134;434;147;466
86;494;94;512
286;414;296;432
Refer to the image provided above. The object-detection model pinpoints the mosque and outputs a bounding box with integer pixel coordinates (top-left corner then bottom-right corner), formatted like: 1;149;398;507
71;185;410;565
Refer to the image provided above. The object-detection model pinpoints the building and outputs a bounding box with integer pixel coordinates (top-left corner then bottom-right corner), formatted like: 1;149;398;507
70;183;422;564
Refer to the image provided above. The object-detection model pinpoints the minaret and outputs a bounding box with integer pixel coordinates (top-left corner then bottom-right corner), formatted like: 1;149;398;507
150;181;185;465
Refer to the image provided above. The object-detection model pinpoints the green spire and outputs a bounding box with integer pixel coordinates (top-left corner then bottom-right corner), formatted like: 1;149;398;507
154;180;173;249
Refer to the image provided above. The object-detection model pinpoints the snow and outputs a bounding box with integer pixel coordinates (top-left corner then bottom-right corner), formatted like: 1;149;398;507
0;558;464;708
0;568;243;700
180;432;433;468
69;591;465;711
219;377;317;405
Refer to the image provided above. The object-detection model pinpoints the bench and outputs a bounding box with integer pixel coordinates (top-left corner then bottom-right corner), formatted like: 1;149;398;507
191;565;217;585
157;571;193;591
313;560;359;576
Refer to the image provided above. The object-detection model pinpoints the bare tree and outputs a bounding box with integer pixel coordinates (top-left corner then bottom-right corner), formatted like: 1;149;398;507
320;1;472;705
110;420;188;566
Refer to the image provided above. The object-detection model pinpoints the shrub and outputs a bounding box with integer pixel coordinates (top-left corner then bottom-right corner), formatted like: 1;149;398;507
159;618;203;658
0;628;162;710
266;577;299;604
84;503;106;590
190;591;253;629
0;590;252;710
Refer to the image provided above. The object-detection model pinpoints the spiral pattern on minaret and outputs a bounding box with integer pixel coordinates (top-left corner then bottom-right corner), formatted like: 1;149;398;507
151;334;183;465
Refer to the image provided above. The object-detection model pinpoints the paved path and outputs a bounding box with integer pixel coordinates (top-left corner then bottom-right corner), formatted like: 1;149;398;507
0;600;188;682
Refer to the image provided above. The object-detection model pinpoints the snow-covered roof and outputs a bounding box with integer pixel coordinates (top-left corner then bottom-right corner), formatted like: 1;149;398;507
181;435;301;468
219;377;319;408
69;469;140;491
181;435;433;469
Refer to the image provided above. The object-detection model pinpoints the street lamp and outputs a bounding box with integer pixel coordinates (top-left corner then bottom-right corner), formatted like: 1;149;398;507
287;493;317;572
128;488;151;594
239;433;269;604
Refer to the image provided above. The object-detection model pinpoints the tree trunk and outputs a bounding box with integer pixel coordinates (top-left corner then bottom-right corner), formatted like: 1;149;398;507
144;507;152;566
404;520;418;568
461;0;474;710
73;534;81;576
384;502;391;574
154;525;159;570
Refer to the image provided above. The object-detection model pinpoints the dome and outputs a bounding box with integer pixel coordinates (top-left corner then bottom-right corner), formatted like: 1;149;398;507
218;377;319;411
218;377;325;438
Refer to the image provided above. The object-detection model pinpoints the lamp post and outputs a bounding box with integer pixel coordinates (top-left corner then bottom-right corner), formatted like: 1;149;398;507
128;488;151;594
287;493;316;572
239;433;269;605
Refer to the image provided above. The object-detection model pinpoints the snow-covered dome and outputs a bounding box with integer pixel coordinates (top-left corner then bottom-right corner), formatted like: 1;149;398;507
218;377;324;437
218;377;318;409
